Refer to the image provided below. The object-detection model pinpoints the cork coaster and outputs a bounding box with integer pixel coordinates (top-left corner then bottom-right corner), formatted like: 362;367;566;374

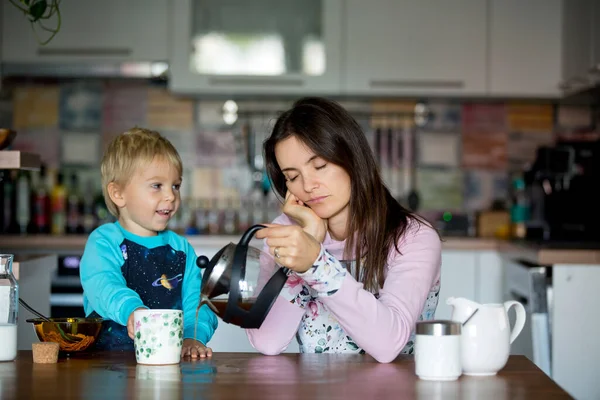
32;342;60;364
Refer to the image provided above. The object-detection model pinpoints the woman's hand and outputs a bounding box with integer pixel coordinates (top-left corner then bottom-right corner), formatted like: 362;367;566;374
282;191;328;243
255;224;322;273
181;339;213;358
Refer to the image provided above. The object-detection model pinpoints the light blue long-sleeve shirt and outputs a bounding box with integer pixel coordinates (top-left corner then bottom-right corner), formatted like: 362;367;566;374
80;222;217;346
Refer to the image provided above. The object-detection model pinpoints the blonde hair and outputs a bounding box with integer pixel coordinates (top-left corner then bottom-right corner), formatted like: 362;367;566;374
101;127;183;217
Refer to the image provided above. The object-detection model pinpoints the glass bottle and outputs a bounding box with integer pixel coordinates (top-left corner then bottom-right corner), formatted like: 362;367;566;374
0;254;18;361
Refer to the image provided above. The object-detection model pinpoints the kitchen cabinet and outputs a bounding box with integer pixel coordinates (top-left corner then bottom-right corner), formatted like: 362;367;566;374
12;255;57;351
561;0;593;94
488;0;562;98
2;0;168;63
343;0;486;97
435;251;478;320
436;250;504;320
169;0;343;96
501;254;600;400
552;265;600;400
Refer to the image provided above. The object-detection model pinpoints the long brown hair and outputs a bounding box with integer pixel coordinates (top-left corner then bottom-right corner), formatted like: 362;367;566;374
264;97;428;292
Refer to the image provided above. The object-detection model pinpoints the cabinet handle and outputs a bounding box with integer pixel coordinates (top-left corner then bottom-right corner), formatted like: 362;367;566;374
570;76;589;84
558;82;571;90
559;76;591;90
208;77;304;86
589;64;600;74
37;48;132;57
369;79;464;89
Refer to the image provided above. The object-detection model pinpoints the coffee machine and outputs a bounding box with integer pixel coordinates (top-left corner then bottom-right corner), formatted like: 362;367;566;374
524;139;600;242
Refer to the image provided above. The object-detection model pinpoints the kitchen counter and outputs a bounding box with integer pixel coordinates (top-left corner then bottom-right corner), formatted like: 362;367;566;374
0;351;571;399
2;234;502;251
3;234;600;265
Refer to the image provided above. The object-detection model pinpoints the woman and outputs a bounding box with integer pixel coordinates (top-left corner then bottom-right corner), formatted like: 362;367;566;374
248;97;441;363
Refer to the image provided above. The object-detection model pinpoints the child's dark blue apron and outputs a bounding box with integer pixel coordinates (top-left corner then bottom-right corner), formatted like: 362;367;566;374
90;239;186;351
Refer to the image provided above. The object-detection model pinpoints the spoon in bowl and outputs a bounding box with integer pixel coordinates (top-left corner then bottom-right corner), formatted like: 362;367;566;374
19;298;81;343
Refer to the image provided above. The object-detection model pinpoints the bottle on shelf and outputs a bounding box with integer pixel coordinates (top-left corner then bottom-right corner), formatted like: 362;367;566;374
510;176;530;239
66;173;83;234
81;180;96;234
222;197;238;235
194;199;209;235
51;171;67;235
237;197;251;234
31;164;51;234
206;198;220;235
1;170;19;234
15;170;31;234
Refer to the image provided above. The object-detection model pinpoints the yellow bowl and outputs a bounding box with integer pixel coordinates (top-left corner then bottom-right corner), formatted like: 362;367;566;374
26;318;104;353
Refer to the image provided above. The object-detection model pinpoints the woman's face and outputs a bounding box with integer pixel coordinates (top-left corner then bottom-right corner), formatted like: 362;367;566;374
275;136;351;224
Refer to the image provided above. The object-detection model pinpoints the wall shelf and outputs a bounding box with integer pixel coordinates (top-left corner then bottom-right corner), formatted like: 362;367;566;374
0;151;41;170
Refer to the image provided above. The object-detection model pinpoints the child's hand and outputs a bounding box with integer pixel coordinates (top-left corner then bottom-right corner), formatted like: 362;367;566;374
181;339;213;359
127;307;146;340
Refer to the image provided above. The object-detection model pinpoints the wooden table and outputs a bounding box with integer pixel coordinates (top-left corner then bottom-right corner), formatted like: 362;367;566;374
0;351;572;399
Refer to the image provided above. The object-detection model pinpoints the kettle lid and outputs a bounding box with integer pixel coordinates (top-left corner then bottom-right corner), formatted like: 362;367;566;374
197;243;237;299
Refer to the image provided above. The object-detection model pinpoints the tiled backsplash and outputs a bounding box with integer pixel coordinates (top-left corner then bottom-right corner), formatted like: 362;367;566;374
2;80;595;221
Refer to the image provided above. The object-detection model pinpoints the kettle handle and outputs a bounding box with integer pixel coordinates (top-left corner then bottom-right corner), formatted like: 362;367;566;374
239;224;267;246
504;301;526;344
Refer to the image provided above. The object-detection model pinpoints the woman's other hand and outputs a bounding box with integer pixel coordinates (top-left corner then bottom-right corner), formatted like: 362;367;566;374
282;191;328;243
255;224;321;273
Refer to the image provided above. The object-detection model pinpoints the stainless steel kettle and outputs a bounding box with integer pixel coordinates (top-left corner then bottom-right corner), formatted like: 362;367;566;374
196;224;289;329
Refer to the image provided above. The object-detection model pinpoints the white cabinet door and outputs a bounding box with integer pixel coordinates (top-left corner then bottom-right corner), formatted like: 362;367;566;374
435;251;477;320
475;251;504;305
561;0;593;93
2;0;168;63
343;0;486;96
169;0;343;96
488;0;562;98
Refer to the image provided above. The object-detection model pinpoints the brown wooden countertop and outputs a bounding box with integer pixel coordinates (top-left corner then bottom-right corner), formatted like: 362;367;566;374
3;234;600;265
0;351;572;399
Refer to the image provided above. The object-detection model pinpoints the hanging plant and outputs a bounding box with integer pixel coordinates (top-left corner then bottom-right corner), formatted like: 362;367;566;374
9;0;62;45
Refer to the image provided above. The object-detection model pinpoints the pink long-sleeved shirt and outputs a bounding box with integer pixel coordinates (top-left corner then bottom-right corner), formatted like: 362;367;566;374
246;214;441;363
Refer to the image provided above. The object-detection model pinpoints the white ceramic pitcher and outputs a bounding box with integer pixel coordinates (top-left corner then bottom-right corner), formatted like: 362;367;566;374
447;297;526;376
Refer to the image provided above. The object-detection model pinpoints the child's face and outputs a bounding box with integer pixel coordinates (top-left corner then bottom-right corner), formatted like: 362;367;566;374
117;157;182;236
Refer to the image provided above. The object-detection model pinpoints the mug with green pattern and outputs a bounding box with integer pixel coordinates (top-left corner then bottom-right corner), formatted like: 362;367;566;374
133;309;183;365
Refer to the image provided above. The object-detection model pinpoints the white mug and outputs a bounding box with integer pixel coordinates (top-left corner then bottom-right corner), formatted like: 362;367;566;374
133;309;183;365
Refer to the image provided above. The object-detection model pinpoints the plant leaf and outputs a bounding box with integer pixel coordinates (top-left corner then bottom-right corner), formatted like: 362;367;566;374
29;0;47;22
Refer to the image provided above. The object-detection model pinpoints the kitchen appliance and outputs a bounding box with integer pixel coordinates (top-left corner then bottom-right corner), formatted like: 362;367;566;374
504;259;552;377
524;139;600;242
196;224;289;329
51;255;85;318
